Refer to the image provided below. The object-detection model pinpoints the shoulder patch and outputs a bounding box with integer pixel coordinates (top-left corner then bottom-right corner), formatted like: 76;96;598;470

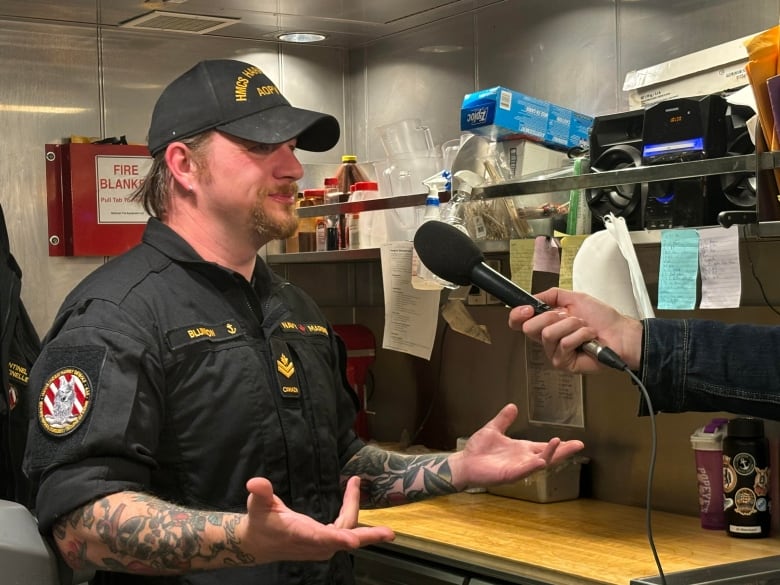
38;368;92;436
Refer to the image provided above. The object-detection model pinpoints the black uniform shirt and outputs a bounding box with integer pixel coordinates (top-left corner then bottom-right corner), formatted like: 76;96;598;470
23;218;364;585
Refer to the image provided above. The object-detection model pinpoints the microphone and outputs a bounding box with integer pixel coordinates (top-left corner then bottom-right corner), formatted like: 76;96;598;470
413;221;627;371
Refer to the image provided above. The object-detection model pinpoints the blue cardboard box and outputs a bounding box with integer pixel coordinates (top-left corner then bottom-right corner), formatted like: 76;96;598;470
460;86;593;151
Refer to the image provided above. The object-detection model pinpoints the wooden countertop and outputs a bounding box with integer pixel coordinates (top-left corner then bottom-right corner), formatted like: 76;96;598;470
358;493;780;585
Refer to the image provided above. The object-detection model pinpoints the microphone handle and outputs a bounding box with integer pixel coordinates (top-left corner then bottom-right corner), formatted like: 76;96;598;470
469;262;627;370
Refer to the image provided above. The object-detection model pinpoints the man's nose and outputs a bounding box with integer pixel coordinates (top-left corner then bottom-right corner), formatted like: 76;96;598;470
276;144;304;181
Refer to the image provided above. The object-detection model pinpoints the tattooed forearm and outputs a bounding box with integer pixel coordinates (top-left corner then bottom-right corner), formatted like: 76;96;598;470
342;444;457;508
53;492;252;575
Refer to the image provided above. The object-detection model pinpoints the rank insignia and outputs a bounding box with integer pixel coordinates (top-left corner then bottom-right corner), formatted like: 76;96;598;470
277;353;295;378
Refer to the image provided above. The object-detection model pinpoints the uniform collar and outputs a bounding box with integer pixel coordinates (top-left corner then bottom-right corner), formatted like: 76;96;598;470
142;218;281;289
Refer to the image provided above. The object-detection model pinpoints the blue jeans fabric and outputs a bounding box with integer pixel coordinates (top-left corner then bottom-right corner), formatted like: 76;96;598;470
639;318;780;419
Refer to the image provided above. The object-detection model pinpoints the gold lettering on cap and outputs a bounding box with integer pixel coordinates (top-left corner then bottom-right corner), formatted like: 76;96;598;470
235;76;249;102
256;85;280;97
234;66;263;102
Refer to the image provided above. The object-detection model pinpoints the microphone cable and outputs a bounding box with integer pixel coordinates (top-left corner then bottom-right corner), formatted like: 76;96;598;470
623;366;668;585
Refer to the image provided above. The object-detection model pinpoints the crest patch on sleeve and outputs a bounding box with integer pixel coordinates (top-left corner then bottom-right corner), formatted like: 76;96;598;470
38;367;92;436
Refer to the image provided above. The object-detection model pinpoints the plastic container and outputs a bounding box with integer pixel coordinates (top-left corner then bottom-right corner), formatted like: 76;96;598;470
690;418;728;529
411;172;447;290
349;181;382;249
723;417;771;538
487;456;589;503
336;156;369;249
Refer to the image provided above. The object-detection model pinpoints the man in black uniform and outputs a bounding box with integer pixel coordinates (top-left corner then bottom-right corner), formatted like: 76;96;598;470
23;59;584;585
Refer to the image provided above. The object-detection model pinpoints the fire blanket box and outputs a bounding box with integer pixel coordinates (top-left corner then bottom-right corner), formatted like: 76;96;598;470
45;142;152;256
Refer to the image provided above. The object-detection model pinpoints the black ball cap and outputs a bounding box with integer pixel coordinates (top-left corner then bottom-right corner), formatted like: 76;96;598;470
147;59;340;156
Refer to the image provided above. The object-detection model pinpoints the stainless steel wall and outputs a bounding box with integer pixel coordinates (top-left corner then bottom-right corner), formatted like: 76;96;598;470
2;0;780;518
0;19;346;336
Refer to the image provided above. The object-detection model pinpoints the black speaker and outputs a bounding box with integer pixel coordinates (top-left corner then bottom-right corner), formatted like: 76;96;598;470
641;94;731;228
719;102;756;211
586;110;646;230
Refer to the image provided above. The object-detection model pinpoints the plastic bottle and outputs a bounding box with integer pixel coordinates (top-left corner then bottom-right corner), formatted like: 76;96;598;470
442;169;486;240
350;181;381;249
298;189;325;252
723;417;771;538
336;155;369;249
411;172;448;290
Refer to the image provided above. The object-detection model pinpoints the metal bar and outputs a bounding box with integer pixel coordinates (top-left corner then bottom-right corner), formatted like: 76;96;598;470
295;152;780;216
473;152;780;198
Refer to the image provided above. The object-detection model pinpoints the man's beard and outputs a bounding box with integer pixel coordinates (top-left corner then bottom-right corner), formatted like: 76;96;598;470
252;183;300;240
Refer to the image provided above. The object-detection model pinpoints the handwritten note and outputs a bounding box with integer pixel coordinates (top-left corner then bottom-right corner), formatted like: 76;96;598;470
559;235;588;291
699;226;741;309
658;229;699;310
526;342;584;427
510;239;536;292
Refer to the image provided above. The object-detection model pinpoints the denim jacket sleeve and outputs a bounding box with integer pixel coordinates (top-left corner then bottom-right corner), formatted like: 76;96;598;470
639;318;780;419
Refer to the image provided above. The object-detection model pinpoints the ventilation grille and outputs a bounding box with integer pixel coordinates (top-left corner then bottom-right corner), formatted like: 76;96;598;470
119;11;239;34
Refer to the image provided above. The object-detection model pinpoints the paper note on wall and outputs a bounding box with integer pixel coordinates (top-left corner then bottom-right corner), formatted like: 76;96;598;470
658;229;700;310
380;242;440;359
510;239;535;291
559;235;588;291
526;342;584;428
533;236;561;274
699;227;741;309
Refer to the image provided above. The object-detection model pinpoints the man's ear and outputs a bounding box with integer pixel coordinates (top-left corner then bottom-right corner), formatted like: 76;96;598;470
165;142;200;192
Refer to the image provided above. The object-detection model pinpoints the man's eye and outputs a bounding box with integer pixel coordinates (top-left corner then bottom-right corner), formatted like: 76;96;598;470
250;143;278;154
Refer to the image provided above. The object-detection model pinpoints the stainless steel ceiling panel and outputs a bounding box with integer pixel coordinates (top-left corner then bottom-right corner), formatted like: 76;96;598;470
0;0;507;48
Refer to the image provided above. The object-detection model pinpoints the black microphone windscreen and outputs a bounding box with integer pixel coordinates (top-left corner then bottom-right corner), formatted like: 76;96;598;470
413;221;484;285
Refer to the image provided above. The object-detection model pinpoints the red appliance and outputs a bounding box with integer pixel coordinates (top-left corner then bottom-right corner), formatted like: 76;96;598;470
332;324;375;441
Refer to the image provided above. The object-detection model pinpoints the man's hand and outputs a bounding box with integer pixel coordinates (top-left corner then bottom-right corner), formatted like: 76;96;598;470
508;287;642;373
242;476;395;563
448;403;585;489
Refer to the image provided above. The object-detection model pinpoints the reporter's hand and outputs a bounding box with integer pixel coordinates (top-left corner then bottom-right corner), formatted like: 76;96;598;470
448;403;585;489
242;476;395;563
508;287;642;373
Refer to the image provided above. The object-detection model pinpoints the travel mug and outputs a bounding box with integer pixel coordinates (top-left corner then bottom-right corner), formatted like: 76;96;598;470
723;417;771;538
690;418;728;529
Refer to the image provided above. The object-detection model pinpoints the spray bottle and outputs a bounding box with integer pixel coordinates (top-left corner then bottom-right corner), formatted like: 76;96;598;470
442;169;486;240
411;171;450;290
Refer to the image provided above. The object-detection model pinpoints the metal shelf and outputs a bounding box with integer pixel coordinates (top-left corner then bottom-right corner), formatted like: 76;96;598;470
268;151;780;263
472;151;780;198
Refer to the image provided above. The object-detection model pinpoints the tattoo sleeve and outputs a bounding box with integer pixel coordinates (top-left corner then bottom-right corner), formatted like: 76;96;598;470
341;444;457;508
53;492;253;575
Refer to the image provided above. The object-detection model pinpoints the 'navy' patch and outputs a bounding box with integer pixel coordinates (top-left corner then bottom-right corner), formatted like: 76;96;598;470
278;321;329;337
167;321;243;350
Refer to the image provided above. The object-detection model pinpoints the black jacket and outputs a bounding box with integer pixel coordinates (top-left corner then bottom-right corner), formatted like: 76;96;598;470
24;218;362;585
0;202;40;508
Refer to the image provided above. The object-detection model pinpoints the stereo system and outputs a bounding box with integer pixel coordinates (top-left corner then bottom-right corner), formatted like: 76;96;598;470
587;93;755;231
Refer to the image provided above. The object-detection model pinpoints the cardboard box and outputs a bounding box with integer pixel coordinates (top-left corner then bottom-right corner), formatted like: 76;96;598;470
622;32;760;109
460;86;593;151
